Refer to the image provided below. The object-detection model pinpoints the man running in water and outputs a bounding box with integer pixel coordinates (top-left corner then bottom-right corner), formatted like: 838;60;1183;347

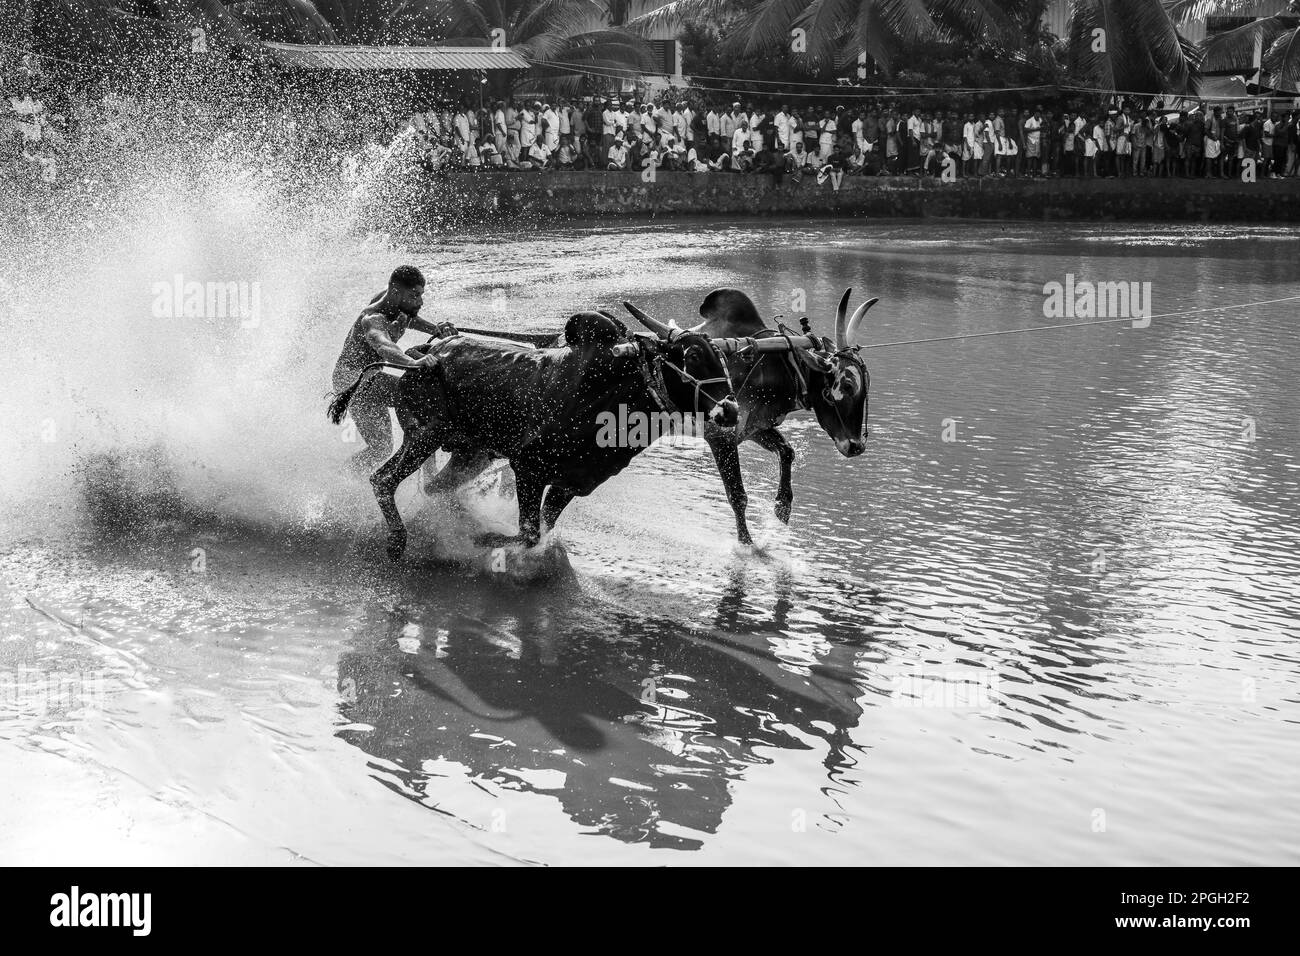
332;265;457;473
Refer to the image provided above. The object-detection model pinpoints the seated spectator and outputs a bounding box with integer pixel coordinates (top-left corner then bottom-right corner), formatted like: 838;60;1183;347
526;137;552;169
478;135;503;168
750;144;783;181
607;137;629;170
556;134;587;170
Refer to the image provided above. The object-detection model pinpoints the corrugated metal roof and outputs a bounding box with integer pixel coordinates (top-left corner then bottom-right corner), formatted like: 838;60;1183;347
263;42;531;72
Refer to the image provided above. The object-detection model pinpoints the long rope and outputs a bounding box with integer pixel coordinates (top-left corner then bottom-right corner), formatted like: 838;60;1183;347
858;293;1300;351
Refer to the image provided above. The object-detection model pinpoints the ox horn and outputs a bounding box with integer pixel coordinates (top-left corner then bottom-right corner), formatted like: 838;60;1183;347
833;288;852;350
623;301;676;339
845;296;878;346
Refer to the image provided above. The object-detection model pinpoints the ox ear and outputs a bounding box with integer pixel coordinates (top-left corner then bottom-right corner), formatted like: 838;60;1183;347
845;297;878;345
623;301;672;339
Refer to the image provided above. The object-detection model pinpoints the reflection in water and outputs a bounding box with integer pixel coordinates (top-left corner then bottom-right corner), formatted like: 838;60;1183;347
336;564;871;849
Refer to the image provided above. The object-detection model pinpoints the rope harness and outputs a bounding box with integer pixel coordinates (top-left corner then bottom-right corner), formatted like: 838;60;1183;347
637;337;733;416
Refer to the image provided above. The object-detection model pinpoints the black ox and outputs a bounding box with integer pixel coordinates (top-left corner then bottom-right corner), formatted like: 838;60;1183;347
328;311;738;557
626;288;874;545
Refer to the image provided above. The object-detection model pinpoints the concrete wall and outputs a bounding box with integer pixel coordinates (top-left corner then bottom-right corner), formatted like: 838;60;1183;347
424;170;1300;225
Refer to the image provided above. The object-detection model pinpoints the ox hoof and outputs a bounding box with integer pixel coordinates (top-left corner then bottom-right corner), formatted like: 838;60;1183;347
774;500;792;524
386;531;408;561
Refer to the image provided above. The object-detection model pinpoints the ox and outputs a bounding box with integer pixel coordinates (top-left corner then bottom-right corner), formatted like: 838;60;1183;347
328;311;738;558
627;288;873;545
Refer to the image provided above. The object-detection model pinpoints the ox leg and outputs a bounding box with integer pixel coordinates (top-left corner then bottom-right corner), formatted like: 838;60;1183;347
515;470;547;548
753;427;795;524
705;428;752;545
370;426;441;561
424;448;494;496
541;486;576;535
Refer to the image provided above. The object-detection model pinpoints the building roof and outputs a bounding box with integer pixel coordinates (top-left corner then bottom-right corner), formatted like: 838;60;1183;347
263;42;531;72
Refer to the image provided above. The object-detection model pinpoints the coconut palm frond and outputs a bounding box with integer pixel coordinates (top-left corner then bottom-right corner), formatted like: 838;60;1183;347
1263;23;1300;88
873;0;936;45
625;0;738;34
794;0;859;63
927;0;1012;42
1199;15;1287;71
731;0;824;57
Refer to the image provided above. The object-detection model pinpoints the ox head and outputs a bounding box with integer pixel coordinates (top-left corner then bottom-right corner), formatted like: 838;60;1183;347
793;288;874;457
623;302;739;428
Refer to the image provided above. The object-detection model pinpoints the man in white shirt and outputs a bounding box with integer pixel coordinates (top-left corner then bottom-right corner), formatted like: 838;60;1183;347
774;105;791;150
541;103;559;150
722;104;740;139
607;137;629;170
601;99;617;155
520;102;538;149
706;106;722;138
679;103;694;144
492;101;507;153
527;138;551;168
732;119;750;158
454;106;472;157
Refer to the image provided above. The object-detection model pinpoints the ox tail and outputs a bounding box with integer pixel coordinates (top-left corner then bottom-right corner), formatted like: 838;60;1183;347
327;362;410;425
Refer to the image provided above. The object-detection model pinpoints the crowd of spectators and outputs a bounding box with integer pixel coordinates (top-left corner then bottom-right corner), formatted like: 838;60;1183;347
400;94;1300;181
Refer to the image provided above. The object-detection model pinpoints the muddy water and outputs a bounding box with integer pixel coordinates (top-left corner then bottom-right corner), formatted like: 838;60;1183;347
2;220;1298;865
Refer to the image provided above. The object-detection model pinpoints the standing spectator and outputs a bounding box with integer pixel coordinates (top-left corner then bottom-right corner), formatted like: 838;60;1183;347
491;100;507;154
962;112;978;177
1024;108;1042;177
541;102;559;151
505;97;520;152
1132;112;1149;177
706;103;722;140
818;108;837;162
600;98;617;159
519;101;538;152
1262;111;1278;178
774;103;792;151
732;117;751;161
1222;107;1239;178
1184;111;1204;177
1114;111;1131;178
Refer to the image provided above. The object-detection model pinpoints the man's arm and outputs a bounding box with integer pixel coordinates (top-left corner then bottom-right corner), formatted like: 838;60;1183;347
406;315;458;338
360;315;437;368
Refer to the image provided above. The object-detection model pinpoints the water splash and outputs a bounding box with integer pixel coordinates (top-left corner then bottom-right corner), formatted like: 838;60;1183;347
0;86;422;536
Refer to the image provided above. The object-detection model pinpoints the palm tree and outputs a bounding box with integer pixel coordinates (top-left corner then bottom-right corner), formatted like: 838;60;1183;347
629;0;1014;74
1172;0;1300;91
423;0;658;92
1064;0;1199;94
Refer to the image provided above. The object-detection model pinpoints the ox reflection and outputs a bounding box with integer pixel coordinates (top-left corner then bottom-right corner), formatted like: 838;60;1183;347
334;573;870;849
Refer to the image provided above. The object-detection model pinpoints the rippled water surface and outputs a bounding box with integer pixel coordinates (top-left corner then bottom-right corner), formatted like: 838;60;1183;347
3;220;1298;865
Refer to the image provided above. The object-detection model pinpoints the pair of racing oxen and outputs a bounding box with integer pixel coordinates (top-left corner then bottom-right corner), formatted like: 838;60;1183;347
328;287;876;559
